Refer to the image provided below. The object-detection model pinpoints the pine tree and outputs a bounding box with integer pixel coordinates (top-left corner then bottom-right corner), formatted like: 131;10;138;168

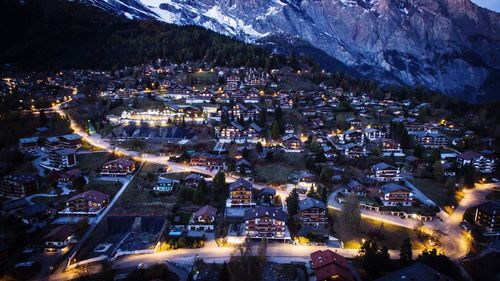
286;188;299;217
399;238;413;265
270;120;281;140
213;171;227;199
219;262;230;281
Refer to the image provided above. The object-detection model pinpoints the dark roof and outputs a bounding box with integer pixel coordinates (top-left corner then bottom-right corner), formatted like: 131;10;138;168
1;198;29;212
457;151;481;160
258;187;276;197
380;183;411;194
120;124;190;139
373;262;456;281
54;148;76;156
372;162;396;171
67;190;109;204
244;207;287;222
298;197;326;212
236;159;251;167
104;158;135;167
248;123;262;132
59;168;82;179
310;250;354;281
184;173;203;181
20;203;48;219
229;178;252;191
60;134;82;141
347;180;364;189
42;225;76;242
194;205;217;218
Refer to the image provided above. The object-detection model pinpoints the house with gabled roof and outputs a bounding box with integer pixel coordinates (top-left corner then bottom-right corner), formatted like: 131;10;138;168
282;134;303;152
244;207;289;240
59;190;109;216
42;224;76;253
371;162;402;182
379;183;414;206
100;158;136;176
227;178;255;208
298;198;328;230
189;205;218;231
310;250;355;281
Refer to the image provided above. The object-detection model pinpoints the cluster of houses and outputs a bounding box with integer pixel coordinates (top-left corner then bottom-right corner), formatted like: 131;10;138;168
164;176;331;243
337;162;438;221
1;138;140;254
223;178;330;242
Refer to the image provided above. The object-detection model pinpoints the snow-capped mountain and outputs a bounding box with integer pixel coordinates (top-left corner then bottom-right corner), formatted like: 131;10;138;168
79;0;500;100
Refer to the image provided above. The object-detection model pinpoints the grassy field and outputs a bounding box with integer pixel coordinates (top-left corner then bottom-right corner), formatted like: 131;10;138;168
463;253;500;281
10;160;37;175
407;178;462;211
112;163;177;215
31;194;72;205
329;209;428;250
86;180;121;198
254;153;306;184
485;190;500;201
76;152;113;173
254;163;292;184
279;73;321;91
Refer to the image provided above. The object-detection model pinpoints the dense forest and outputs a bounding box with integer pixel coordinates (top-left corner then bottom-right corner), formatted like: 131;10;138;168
0;0;286;70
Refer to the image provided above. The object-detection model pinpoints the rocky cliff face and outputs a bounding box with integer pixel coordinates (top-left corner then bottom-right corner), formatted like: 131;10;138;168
79;0;500;101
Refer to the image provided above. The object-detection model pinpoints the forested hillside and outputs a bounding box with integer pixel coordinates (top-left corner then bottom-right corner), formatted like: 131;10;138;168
0;0;284;70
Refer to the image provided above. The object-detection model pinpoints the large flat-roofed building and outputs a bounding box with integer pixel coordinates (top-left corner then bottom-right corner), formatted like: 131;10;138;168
18;137;40;152
457;150;496;174
474;201;500;237
48;148;77;171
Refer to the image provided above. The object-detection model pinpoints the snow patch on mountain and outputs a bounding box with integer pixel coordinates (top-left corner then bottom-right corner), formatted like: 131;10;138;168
74;0;500;101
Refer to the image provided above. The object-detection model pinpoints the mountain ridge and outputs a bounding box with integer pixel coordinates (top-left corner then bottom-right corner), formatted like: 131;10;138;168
71;0;500;102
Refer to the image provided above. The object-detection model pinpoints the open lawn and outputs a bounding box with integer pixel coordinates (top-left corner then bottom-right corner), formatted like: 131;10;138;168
254;153;306;184
31;193;72;205
329;209;428;250
112;163;176;215
279;73;321;91
86;180;121;198
76;152;113;173
10;160;37;176
254;163;292;184
463;253;500;281
485;190;500;201
407;178;462;211
79;140;105;152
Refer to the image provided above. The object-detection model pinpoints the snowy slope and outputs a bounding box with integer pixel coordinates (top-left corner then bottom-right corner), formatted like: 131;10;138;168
73;0;500;100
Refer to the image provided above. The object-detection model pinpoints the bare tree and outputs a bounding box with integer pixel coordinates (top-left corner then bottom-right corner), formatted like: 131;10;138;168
257;239;267;267
338;195;361;236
